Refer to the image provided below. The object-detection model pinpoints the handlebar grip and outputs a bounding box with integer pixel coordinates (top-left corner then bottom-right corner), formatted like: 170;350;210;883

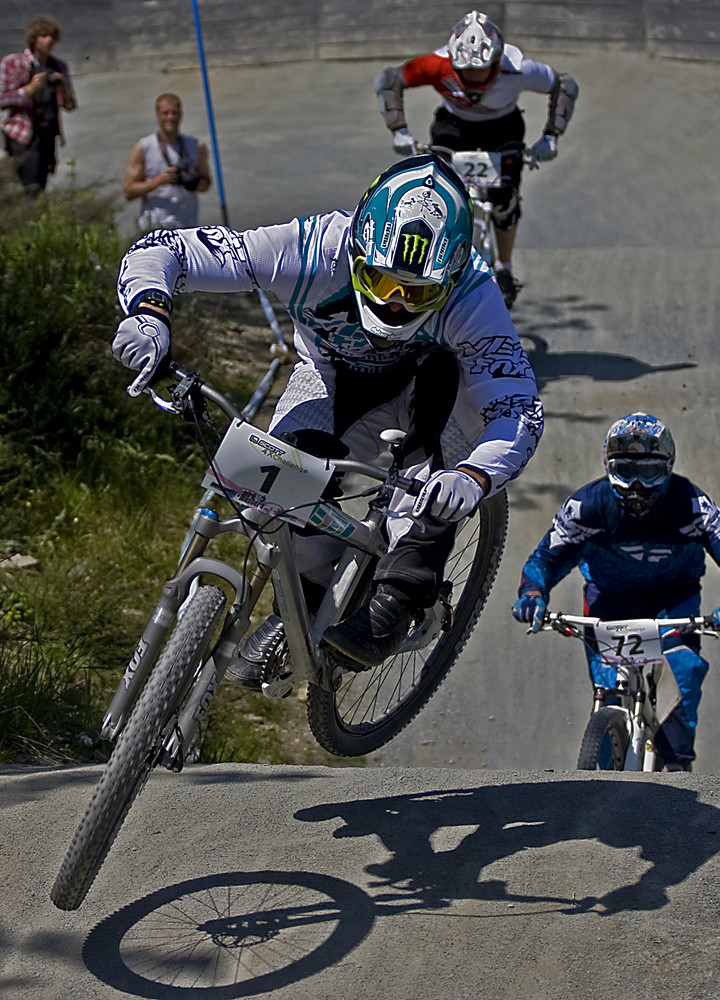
393;476;424;497
127;354;174;397
147;354;174;387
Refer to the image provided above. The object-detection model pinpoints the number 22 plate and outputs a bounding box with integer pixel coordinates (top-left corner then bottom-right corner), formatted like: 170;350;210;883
202;420;334;527
451;150;503;187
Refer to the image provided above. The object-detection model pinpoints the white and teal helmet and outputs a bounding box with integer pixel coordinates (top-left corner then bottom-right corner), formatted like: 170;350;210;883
604;412;675;515
349;153;473;343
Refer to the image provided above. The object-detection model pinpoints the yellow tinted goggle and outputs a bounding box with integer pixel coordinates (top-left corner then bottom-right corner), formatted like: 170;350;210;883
352;258;453;312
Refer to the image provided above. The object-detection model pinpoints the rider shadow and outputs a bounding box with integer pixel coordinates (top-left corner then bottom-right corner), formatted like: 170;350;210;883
81;779;720;998
512;293;696;392
520;331;696;393
295;779;720;916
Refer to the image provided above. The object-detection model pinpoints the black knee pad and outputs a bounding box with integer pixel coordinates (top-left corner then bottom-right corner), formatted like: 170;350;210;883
491;187;521;230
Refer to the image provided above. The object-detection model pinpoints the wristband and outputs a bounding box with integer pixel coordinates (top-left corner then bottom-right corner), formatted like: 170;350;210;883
456;464;490;495
130;289;173;323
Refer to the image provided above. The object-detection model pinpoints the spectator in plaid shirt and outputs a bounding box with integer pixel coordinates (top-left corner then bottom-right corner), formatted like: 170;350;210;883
0;15;76;197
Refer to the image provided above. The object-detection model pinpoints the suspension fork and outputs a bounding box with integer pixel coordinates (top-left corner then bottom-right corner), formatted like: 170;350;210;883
623;690;650;770
100;575;202;742
100;515;250;742
633;691;658;771
158;539;277;771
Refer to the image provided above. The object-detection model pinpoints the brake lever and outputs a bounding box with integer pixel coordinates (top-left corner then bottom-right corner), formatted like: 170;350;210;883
380;506;427;534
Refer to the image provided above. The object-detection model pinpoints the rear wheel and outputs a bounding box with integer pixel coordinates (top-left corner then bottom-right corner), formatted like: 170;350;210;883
577;707;630;770
50;585;227;910
306;490;508;757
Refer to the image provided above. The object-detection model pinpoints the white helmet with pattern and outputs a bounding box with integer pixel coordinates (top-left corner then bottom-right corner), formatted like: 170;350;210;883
447;11;503;87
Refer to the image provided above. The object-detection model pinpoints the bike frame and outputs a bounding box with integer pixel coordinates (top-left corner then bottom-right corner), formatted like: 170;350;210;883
100;367;443;763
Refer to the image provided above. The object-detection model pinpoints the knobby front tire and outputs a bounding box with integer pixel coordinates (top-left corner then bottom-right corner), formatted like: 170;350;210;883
474;222;497;272
577;706;630;771
50;585;227;910
306;490;508;757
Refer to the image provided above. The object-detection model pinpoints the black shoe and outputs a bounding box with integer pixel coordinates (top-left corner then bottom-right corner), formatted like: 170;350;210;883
322;587;416;668
495;268;519;308
226;614;285;690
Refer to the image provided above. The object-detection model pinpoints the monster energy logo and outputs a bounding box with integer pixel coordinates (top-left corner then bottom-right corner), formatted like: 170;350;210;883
402;234;429;265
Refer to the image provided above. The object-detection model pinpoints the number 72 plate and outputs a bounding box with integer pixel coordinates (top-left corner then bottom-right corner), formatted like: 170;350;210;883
202;420;334;527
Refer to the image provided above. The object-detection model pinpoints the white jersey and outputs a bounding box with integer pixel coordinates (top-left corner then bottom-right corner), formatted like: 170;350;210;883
117;213;543;493
138;132;201;229
395;43;556;124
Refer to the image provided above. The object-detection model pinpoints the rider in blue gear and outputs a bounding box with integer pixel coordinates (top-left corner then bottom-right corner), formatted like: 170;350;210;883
512;413;720;771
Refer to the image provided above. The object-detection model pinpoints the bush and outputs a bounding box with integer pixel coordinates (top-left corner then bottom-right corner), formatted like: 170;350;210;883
0;592;99;763
0;175;341;767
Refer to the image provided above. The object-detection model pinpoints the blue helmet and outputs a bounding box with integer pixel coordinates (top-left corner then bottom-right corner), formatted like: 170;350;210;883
604;412;675;515
349;154;473;343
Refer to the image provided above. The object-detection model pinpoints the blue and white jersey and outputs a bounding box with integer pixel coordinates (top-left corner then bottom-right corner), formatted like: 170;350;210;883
117;213;543;493
519;475;720;598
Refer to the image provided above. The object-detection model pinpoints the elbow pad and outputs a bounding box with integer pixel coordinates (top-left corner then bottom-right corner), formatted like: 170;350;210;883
545;72;579;137
374;65;407;131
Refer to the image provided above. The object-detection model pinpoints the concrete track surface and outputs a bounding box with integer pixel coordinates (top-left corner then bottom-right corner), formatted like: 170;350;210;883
2;50;720;999
3;763;720;999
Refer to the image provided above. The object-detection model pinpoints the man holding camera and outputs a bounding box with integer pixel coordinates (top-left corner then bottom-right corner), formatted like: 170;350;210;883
0;15;77;198
123;93;212;230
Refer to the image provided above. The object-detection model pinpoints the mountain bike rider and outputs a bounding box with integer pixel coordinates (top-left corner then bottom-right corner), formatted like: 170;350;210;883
375;10;578;308
112;153;543;687
512;413;720;771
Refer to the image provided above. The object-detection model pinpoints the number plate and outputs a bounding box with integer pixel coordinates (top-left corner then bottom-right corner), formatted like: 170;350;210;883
202;421;334;527
451;150;503;188
593;620;664;665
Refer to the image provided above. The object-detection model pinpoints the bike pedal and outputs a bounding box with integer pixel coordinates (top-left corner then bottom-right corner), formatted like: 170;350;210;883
261;673;294;699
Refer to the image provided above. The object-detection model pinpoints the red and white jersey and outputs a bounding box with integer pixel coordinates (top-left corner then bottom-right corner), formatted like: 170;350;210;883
402;44;556;122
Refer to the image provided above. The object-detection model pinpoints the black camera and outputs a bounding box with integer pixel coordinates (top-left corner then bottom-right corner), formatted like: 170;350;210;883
177;167;200;192
31;61;61;88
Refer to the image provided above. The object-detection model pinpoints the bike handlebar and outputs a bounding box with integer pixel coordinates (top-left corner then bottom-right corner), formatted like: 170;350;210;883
541;611;719;638
144;362;424;495
411;141;535;168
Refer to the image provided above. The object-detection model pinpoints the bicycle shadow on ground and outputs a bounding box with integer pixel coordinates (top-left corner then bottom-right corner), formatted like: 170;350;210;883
79;779;719;998
82;869;375;999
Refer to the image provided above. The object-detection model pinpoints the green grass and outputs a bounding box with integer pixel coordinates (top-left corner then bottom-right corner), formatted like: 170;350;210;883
0;168;352;768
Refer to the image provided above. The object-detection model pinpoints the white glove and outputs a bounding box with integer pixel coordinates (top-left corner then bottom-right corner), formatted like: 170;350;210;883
392;128;417;156
529;135;558;166
412;470;483;523
112;313;170;398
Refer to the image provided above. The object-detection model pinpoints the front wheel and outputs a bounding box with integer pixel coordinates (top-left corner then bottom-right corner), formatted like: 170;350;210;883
306;490;508;757
50;585;227;910
577;706;630;771
473;211;497;270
